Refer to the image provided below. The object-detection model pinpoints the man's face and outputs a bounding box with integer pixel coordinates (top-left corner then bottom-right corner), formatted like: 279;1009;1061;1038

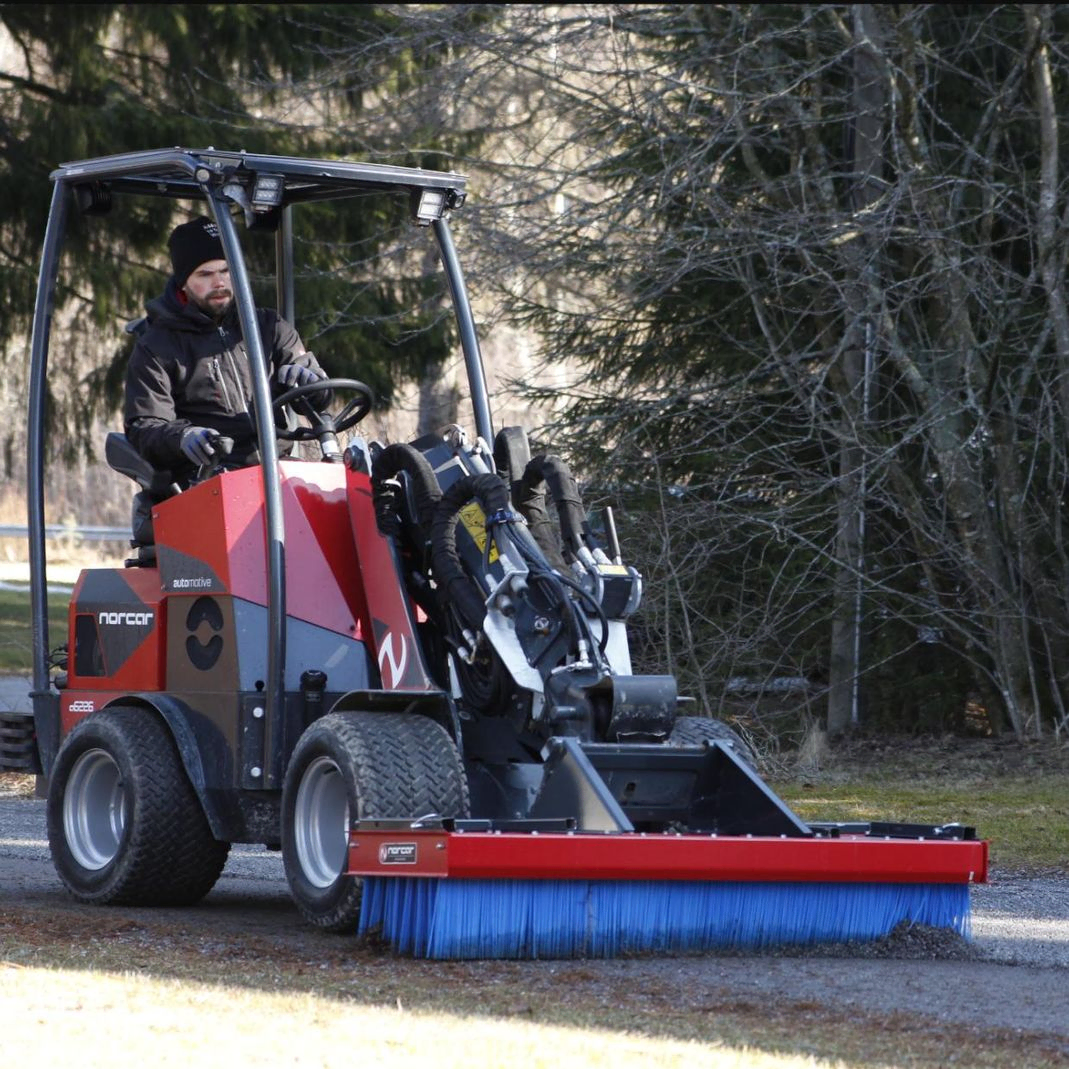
182;259;232;320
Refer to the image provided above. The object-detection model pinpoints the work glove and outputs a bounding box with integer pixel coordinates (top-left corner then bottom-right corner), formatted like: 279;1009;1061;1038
277;361;327;390
180;425;221;467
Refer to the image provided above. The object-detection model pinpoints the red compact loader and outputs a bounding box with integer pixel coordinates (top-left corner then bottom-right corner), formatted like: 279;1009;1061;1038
1;149;986;958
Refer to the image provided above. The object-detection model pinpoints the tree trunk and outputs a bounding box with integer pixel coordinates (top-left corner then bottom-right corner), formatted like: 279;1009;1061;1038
826;5;884;735
416;361;460;437
1026;6;1069;423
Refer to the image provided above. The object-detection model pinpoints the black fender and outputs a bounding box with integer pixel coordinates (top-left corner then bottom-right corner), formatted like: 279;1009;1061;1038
29;689;60;776
327;688;463;752
102;694;227;840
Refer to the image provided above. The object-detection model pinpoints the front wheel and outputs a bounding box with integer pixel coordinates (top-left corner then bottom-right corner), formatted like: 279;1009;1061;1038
46;708;229;905
281;712;469;932
667;715;757;767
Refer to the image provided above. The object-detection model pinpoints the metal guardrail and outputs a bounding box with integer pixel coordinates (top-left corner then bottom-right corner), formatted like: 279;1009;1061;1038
0;524;128;542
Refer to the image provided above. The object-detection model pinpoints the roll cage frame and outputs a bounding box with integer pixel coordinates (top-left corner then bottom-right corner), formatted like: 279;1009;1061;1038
27;147;491;749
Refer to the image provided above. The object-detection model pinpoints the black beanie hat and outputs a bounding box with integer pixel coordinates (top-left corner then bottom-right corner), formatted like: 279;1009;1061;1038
168;216;225;287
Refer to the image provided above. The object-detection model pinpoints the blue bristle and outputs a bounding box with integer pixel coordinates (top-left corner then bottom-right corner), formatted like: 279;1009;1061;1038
357;878;971;959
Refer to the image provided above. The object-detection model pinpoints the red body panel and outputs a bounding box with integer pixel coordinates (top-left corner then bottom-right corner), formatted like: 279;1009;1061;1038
60;690;147;735
344;467;437;691
65;566;165;694
64;460;435;718
152;461;370;640
348;829;989;885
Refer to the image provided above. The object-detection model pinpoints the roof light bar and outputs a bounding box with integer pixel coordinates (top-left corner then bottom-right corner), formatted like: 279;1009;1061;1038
251;172;285;211
414;188;446;226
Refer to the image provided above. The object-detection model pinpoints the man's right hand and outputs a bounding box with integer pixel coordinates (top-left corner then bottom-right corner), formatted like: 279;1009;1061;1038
180;426;221;467
277;362;327;390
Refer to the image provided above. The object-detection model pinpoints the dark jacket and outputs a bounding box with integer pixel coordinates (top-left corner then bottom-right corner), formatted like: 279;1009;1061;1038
124;278;325;482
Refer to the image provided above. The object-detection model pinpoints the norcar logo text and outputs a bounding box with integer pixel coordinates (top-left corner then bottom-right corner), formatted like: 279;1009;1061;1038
97;611;155;627
378;843;418;865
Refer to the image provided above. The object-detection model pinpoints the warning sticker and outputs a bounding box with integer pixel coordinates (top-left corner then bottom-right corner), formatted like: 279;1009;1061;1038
458;502;499;563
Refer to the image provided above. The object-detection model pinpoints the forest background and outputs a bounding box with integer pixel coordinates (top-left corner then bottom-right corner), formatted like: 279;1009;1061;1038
2;3;1068;748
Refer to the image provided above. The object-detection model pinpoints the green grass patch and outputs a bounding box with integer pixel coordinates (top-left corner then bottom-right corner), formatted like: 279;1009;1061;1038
774;775;1069;872
0;587;68;674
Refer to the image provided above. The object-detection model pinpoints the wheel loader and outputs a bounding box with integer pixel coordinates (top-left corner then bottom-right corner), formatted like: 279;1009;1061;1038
1;149;985;958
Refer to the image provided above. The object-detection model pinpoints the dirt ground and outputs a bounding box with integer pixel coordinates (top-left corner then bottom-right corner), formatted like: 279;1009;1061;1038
798;730;1069;781
2;860;1067;1067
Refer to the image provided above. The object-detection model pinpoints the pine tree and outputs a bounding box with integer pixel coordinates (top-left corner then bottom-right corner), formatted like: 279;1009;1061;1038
0;4;492;454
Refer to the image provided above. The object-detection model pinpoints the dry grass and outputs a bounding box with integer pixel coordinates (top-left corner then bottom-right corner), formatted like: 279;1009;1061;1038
0;774;35;797
0;588;70;673
0;961;843;1069
778;776;1069;872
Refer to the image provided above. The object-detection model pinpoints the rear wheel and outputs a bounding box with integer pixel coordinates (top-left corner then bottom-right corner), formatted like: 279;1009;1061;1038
668;715;757;767
281;712;469;932
47;708;229;905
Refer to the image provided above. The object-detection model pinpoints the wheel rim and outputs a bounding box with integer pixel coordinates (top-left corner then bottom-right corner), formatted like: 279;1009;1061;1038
63;748;127;870
293;756;349;888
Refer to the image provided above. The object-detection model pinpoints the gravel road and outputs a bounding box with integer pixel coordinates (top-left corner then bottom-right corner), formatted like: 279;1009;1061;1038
2;791;1068;1051
0;793;1061;967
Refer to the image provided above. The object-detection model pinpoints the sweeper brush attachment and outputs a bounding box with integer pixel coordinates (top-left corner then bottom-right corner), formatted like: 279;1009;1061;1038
348;740;988;959
350;825;986;959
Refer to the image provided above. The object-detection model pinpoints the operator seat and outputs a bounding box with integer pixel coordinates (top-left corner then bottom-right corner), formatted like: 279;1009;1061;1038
104;432;180;565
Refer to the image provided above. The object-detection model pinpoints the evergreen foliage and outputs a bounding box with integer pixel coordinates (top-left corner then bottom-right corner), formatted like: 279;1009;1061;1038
0;4;491;450
9;3;1069;740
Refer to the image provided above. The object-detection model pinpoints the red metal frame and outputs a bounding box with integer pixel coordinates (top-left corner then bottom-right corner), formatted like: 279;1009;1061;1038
151;461;371;640
59;458;441;741
348;828;989;885
344;467;439;691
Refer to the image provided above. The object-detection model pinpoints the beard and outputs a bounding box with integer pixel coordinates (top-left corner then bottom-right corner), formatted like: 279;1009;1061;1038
190;289;233;321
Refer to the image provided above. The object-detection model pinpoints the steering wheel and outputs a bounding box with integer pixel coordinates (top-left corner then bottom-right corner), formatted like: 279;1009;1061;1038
272;377;375;442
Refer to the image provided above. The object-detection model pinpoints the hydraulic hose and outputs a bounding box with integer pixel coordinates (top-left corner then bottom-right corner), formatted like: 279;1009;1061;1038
519;455;588;566
513;461;567;571
371;442;443;541
430;473;513;632
515;455;611;658
554;568;610;657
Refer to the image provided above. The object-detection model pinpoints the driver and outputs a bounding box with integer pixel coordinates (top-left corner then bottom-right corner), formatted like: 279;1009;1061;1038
124;215;329;486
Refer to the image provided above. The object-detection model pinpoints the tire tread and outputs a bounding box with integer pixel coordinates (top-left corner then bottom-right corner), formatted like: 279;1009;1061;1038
47;708;229;907
282;712;468;931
